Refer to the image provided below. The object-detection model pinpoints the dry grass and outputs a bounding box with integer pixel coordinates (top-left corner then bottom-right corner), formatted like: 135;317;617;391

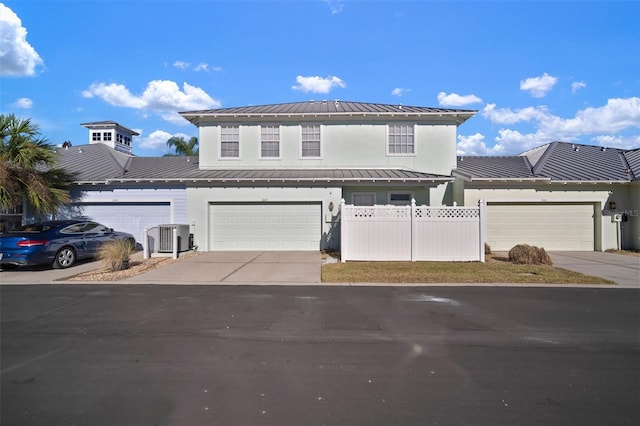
605;249;640;257
96;239;134;272
508;244;553;265
321;254;613;284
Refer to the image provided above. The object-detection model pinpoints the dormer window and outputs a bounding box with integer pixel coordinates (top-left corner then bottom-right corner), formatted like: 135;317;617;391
92;132;101;141
103;132;112;141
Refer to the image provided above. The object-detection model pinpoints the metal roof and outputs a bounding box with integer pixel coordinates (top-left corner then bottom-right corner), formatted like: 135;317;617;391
527;142;633;181
56;144;133;182
55;145;448;184
80;121;140;136
456;142;639;182
180;100;477;126
623;149;640;180
454;156;543;180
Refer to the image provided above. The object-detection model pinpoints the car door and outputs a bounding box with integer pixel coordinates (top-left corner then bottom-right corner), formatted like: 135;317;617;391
58;222;92;258
82;222;114;256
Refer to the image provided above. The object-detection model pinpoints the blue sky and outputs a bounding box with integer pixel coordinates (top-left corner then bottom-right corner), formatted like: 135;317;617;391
1;0;639;157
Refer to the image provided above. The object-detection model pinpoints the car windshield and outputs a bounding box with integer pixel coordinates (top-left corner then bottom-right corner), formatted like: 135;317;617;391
9;224;54;233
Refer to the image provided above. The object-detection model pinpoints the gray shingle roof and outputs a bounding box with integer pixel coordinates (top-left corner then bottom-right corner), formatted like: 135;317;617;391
180;100;476;126
457;142;639;182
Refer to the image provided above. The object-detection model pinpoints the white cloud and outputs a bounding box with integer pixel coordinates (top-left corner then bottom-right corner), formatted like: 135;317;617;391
520;72;558;98
0;4;43;76
292;75;346;94
482;103;551;125
13;97;32;109
476;97;640;155
592;134;640;150
324;0;344;15
194;63;209;72
138;130;192;151
456;133;491;156
82;80;221;124
212;66;223;72
391;88;410;97
437;92;483;107
173;61;190;70
572;81;586;94
539;97;640;137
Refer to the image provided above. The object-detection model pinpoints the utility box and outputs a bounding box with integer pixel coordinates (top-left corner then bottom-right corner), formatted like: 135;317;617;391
158;224;191;252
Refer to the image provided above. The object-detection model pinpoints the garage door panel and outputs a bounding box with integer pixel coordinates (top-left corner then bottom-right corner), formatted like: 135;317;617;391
64;202;171;245
487;203;594;251
209;203;321;251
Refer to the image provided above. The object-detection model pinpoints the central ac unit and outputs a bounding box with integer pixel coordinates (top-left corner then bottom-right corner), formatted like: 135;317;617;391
158;224;190;252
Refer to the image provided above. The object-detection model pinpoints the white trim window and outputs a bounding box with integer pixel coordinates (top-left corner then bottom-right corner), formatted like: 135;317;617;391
220;125;240;158
301;124;321;158
92;132;101;141
388;123;415;155
352;192;376;206
261;125;280;158
103;132;112;141
387;191;413;206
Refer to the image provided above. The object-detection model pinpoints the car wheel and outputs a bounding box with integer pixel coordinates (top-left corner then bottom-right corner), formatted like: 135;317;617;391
53;247;76;269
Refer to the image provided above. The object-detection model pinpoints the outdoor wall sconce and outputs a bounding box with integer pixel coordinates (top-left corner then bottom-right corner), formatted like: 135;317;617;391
328;201;334;212
609;201;616;210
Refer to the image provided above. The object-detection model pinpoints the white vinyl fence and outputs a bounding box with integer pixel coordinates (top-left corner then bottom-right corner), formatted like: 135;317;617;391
340;199;486;262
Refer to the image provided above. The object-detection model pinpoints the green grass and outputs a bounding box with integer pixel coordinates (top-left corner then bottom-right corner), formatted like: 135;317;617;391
321;255;614;284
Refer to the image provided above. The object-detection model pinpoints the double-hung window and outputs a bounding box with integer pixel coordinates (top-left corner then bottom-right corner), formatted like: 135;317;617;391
261;125;280;158
388;123;415;154
220;125;240;158
301;124;321;158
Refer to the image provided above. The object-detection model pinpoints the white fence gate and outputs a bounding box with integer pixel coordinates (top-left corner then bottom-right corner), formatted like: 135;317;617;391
340;199;486;262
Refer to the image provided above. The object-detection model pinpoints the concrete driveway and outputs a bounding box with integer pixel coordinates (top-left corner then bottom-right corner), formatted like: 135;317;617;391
0;251;321;285
549;251;640;286
124;251;321;285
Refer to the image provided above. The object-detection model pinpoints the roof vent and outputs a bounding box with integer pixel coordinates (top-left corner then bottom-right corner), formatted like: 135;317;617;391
398;104;403;110
601;147;607;151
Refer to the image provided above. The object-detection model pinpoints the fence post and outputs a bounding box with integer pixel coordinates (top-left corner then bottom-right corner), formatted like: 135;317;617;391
172;227;178;260
340;199;346;262
143;227;150;259
479;199;486;262
411;199;417;262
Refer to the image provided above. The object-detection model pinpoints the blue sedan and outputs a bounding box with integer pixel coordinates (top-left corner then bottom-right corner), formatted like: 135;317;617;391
0;220;136;269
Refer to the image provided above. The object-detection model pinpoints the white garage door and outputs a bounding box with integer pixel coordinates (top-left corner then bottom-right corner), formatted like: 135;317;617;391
68;202;171;245
209;203;321;251
487;203;595;251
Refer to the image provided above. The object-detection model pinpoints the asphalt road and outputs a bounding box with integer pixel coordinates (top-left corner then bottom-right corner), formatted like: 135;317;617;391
1;285;639;426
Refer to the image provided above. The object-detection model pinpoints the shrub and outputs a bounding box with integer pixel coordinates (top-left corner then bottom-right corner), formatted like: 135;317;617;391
508;244;553;265
97;239;134;271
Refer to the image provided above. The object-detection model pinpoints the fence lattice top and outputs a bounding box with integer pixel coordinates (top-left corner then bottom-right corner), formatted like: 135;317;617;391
343;205;479;220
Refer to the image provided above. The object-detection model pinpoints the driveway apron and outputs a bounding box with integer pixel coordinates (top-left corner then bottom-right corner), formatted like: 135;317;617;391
549;251;640;286
121;251;321;285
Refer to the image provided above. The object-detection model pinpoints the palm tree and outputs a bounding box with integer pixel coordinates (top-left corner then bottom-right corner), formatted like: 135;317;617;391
0;114;73;215
166;135;198;156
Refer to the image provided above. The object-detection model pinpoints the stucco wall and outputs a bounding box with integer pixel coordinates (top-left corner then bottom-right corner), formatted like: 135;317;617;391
198;122;457;175
187;186;342;251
